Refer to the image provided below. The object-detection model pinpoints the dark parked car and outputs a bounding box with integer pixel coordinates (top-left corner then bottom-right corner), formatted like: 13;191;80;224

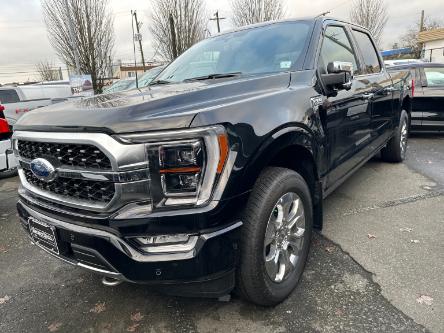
13;17;412;306
387;62;444;131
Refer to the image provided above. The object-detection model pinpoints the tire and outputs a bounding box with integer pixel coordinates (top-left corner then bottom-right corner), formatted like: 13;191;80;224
0;168;18;179
381;110;409;163
237;167;313;306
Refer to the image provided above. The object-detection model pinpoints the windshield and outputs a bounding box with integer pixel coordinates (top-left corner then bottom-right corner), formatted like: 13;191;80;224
156;21;312;83
127;66;165;89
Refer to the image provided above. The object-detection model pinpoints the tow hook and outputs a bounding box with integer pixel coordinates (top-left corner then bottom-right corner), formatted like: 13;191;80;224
101;276;123;287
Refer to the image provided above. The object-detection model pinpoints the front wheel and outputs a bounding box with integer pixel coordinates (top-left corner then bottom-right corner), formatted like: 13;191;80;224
237;167;313;306
381;110;409;163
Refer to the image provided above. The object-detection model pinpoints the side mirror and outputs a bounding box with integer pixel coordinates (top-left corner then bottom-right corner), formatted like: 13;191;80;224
327;61;354;74
321;61;353;92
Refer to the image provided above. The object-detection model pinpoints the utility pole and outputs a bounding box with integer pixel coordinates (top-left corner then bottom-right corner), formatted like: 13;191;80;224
64;0;81;75
169;13;178;59
418;10;425;59
133;11;146;71
419;10;425;32
131;10;139;88
210;11;226;33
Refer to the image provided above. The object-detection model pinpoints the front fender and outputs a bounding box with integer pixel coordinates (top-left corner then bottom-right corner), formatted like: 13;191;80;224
222;125;322;198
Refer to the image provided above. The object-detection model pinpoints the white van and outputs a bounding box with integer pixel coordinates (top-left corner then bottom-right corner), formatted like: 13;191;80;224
0;84;73;126
0;84;73;178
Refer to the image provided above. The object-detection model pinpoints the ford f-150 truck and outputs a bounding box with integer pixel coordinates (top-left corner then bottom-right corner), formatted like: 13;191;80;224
13;18;412;306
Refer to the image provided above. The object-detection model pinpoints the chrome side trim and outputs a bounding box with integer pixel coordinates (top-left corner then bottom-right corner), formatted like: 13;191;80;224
22;202;242;263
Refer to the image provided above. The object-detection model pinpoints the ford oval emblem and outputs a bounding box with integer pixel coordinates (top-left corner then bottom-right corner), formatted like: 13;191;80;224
30;158;56;182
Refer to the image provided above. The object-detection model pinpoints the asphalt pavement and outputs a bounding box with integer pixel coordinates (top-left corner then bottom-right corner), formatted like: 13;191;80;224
0;136;443;333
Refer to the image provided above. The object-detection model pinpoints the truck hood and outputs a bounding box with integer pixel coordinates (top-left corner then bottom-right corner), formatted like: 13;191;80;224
14;73;291;134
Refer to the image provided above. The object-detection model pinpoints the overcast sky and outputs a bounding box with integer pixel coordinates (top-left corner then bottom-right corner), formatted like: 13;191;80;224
0;0;443;84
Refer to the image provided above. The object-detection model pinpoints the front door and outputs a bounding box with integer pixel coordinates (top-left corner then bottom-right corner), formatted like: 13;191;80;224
317;25;373;189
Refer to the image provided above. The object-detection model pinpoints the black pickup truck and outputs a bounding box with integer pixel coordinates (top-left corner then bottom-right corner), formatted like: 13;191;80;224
13;17;411;306
387;62;444;131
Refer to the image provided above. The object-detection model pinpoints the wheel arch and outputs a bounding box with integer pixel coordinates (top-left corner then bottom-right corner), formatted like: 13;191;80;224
242;126;324;229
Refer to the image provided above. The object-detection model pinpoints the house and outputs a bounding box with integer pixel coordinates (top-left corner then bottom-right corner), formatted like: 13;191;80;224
116;62;163;79
418;28;444;63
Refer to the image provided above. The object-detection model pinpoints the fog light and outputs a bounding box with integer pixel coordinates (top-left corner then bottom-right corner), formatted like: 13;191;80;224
135;234;191;245
132;234;199;254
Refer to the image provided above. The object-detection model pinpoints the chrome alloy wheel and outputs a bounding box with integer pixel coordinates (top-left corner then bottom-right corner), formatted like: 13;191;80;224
400;122;408;158
264;192;305;283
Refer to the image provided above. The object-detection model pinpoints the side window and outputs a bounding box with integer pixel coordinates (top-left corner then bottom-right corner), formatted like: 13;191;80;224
423;67;444;86
319;26;359;75
0;89;20;104
352;30;381;74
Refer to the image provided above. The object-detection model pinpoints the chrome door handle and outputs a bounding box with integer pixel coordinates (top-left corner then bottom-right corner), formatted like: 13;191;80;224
384;87;397;95
361;93;374;100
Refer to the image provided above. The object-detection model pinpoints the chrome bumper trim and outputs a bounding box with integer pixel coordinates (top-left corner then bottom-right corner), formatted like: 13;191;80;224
21;202;242;263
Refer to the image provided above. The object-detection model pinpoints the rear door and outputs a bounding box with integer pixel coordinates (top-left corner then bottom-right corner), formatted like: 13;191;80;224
350;28;395;149
417;66;444;130
317;24;373;188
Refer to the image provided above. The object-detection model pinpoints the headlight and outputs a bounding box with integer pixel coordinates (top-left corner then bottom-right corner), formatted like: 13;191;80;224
117;125;230;211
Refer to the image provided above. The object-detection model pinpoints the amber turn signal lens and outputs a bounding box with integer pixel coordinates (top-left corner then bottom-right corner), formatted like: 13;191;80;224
217;134;229;174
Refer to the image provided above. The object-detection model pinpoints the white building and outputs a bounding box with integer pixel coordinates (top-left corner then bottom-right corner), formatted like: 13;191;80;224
419;28;444;63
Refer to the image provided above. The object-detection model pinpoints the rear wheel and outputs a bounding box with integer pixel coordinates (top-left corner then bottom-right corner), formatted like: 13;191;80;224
381;110;409;163
237;167;313;306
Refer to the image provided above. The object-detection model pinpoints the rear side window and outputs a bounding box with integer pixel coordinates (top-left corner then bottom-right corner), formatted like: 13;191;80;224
424;67;444;86
0;89;20;104
318;26;359;75
352;30;381;74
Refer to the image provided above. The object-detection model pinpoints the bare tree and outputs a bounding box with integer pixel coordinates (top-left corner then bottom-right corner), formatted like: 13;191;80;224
36;60;60;81
400;17;442;58
231;0;284;27
149;0;207;61
41;0;115;93
349;0;388;46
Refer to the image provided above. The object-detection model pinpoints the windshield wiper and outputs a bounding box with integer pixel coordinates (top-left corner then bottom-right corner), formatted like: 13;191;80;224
183;72;242;82
149;79;172;86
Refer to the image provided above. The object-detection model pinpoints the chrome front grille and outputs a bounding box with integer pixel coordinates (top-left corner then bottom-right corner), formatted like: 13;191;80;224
13;131;150;213
17;140;112;170
23;168;115;203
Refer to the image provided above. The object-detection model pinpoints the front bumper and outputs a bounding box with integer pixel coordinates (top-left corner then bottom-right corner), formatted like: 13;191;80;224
17;200;242;297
